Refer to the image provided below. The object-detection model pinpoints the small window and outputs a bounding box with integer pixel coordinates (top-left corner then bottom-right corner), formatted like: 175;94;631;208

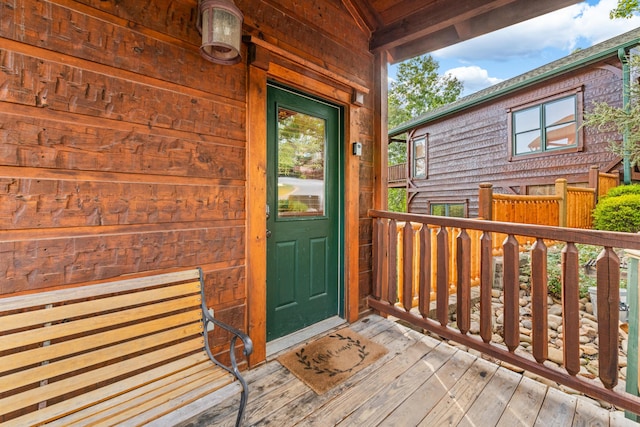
430;202;466;218
412;136;427;179
511;93;580;157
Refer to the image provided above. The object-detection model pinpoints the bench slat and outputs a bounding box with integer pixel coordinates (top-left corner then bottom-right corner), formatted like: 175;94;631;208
1;353;213;427
0;318;204;393
46;360;227;426
0;294;202;352
0;269;201;311
62;366;233;426
0;338;204;415
0;281;201;333
1;310;203;374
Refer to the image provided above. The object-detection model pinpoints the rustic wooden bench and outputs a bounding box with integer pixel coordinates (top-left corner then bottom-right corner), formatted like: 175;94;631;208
0;268;253;426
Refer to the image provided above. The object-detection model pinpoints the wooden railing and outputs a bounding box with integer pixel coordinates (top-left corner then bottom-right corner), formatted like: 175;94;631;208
388;163;407;184
369;209;640;416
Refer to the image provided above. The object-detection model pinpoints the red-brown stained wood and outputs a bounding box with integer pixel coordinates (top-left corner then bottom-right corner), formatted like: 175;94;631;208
480;231;493;343
456;228;471;334
436;226;449;326
402;222;414;311
561;242;581;376
388;219;398;305
530;238;548;364
503;234;520;352
372;218;382;299
418;225;431;318
368;209;640;416
596;247;620;390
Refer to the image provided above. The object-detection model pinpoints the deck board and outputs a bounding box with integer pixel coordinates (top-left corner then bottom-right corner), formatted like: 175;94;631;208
178;315;632;427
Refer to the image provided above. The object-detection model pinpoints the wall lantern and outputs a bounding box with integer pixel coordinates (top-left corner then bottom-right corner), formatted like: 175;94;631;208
197;0;244;65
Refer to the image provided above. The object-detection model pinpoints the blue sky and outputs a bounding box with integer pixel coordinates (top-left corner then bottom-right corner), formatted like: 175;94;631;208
390;0;640;97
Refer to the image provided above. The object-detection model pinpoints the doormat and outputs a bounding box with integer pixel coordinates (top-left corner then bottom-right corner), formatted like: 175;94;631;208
277;328;387;394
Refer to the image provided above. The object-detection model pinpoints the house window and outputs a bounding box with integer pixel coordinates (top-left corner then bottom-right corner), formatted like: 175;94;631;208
430;202;466;218
511;94;580;156
412;136;427;178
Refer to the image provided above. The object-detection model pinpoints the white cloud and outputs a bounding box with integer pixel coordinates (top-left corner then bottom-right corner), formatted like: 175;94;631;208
433;0;640;62
445;66;503;94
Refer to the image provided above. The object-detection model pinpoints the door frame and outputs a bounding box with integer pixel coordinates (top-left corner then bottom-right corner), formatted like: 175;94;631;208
246;42;363;366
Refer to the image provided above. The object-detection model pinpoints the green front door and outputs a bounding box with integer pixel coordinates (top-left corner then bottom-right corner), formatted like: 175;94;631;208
266;84;342;341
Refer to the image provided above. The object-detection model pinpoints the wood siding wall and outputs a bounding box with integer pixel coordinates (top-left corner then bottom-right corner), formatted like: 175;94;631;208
0;0;376;357
407;64;622;217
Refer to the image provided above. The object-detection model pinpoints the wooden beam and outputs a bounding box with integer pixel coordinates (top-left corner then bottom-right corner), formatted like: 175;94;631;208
373;0;583;63
341;0;379;34
245;36;369;95
246;58;268;367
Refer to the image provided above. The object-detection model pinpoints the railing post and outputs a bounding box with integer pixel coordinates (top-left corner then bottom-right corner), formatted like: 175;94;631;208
589;165;600;203
478;183;493;220
556;178;568;228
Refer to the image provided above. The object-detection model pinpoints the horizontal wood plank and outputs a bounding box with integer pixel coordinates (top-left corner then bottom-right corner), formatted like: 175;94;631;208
0;322;204;393
4;353;212;427
0;281;201;332
0;295;202;352
0;339;204;415
0;269;200;311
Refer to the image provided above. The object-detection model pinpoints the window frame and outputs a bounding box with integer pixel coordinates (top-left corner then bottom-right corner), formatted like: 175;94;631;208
507;87;584;161
427;200;468;218
410;133;428;179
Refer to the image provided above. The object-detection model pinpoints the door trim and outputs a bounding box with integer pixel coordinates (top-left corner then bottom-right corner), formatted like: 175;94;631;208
246;44;361;366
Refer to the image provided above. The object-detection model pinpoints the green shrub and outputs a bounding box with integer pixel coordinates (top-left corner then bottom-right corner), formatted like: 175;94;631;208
546;244;598;299
600;183;640;199
593;193;640;233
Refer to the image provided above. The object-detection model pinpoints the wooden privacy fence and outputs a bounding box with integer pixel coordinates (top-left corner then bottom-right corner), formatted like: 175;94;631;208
396;224;484;303
370;209;640;416
479;179;595;231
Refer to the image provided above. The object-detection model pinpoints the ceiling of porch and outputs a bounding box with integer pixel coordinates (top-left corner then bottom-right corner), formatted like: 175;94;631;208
343;0;584;63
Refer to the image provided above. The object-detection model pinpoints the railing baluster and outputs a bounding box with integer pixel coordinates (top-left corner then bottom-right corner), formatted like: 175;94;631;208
388;219;398;305
503;234;519;352
372;218;382;299
419;225;431;318
562;242;580;376
436;226;449;326
457;228;471;334
597;247;620;390
531;238;548;363
403;222;414;311
480;231;493;343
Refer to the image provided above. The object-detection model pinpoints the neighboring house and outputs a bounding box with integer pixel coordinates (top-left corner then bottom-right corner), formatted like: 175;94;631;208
390;28;640;218
0;0;587;368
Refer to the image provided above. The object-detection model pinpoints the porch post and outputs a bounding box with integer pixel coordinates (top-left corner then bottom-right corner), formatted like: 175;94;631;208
556;178;568;227
478;183;493;220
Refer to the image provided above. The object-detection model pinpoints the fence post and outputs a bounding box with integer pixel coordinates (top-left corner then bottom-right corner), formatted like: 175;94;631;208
588;165;600;204
478;183;493;220
556;178;568;227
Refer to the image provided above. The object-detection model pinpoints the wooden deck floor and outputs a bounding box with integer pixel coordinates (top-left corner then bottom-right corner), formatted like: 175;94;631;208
179;315;637;427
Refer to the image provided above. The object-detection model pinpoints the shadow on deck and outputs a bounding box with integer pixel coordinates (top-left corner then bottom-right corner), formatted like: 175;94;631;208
178;315;636;427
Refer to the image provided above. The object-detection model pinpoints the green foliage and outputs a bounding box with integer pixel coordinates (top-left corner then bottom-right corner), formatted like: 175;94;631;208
610;0;640;18
593;192;640;233
278;199;308;213
388;188;407;212
388;55;463;129
583;55;640;167
386;55;462;212
602;183;640;197
546;244;600;299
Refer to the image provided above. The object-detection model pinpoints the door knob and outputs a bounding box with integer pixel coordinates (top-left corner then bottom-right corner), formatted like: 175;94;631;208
266;229;272;238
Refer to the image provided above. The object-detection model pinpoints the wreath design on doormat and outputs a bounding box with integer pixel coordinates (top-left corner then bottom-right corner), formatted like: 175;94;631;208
295;333;370;377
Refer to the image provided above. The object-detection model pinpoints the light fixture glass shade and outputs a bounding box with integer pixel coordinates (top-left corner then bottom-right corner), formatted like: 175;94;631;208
199;0;243;65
